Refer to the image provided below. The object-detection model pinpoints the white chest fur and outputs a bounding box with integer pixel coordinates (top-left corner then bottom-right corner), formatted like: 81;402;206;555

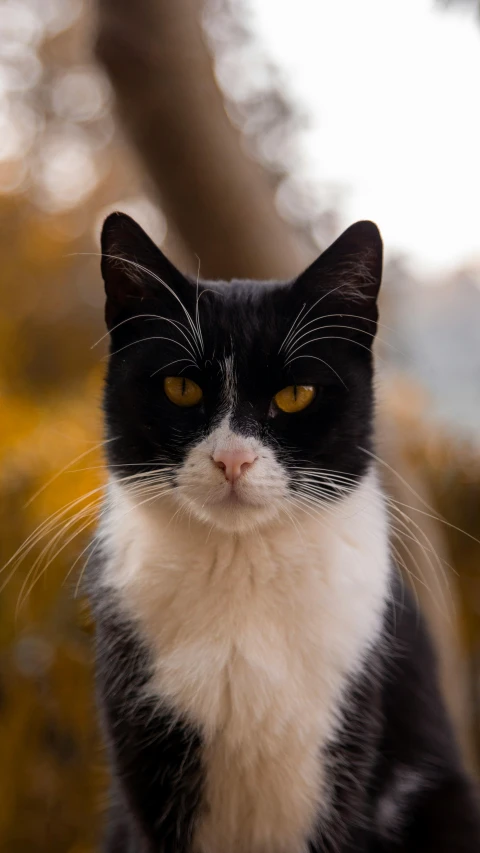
100;471;390;853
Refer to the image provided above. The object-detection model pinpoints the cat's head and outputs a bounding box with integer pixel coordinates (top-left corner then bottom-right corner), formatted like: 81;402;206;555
101;213;382;533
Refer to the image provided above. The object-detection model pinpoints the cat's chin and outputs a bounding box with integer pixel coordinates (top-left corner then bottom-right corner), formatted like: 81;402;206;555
174;492;282;534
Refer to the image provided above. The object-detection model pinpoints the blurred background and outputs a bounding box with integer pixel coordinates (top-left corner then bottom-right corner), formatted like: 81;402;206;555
0;0;479;849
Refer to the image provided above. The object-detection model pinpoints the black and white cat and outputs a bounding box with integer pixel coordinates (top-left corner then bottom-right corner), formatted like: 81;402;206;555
89;212;480;852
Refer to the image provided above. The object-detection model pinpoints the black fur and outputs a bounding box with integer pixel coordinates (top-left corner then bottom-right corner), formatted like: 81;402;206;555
317;575;480;852
89;213;480;851
94;597;203;853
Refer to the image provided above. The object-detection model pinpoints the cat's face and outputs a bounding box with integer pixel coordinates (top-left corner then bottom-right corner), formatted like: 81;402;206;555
101;214;382;533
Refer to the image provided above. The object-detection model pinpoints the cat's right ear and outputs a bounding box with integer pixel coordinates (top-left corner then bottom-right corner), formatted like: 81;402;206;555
100;212;184;331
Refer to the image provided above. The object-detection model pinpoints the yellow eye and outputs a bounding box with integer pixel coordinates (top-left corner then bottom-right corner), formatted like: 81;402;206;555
164;376;203;407
274;385;315;413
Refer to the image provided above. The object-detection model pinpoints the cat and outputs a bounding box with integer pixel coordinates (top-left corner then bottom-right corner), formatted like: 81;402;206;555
88;211;480;852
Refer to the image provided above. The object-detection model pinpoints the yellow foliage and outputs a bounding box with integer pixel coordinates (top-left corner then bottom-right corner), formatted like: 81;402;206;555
0;374;106;852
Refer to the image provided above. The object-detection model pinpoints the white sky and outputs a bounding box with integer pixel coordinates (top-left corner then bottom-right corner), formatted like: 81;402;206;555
249;0;480;276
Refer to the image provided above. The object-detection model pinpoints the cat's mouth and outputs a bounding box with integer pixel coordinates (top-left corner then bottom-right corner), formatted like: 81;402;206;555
205;485;265;510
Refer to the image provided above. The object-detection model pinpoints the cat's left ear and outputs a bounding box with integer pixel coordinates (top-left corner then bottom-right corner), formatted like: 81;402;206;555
295;220;383;331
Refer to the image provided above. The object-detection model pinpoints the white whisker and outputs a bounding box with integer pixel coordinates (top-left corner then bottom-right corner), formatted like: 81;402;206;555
284;355;348;387
280;277;374;357
150;358;199;378
90;312;199;360
362;447;480;548
284;312;404;358
70;251;204;357
24;436;116;508
285;335;381;366
278;301;307;354
107;335;197;362
103;253;203;356
284;323;396;360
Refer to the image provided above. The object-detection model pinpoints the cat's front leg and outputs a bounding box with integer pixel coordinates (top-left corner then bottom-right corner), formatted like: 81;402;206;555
95;607;204;853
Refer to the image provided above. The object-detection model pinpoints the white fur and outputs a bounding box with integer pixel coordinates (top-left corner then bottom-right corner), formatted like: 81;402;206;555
220;354;237;408
175;415;289;532
99;456;390;853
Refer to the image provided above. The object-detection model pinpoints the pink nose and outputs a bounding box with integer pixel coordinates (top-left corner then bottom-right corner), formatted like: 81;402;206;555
212;449;257;483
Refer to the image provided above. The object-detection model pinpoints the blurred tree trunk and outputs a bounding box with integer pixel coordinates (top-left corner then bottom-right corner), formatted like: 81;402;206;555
95;0;304;279
95;0;474;760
